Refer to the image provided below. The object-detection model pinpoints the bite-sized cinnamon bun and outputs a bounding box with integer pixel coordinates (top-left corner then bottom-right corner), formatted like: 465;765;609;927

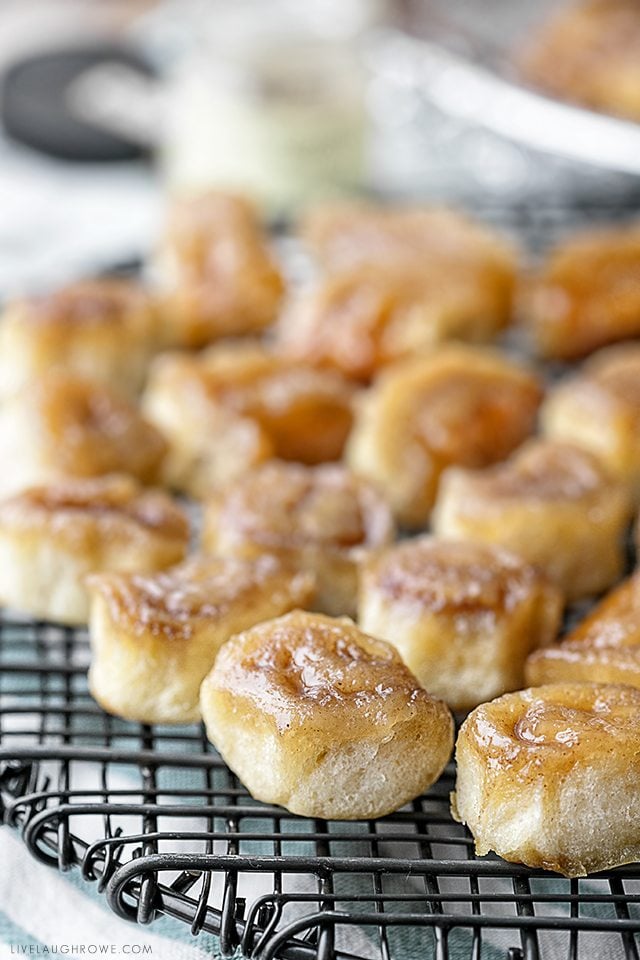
88;555;314;724
0;372;167;498
452;683;640;876
346;346;541;527
155;192;284;347
200;610;454;819
520;221;640;360
0;279;156;399
433;440;632;601
542;343;640;500
518;0;640;122
279;205;517;381
142;341;355;497
203;461;395;616
359;537;563;711
0;475;189;625
526;572;640;688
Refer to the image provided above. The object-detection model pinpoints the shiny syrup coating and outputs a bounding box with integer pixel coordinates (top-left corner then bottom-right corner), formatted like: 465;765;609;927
88;555;313;641
33;373;167;481
524;222;640;359
461;440;611;503
462;683;640;782
213;461;394;553
209;610;443;735
0;475;189;542
527;574;640;683
373;347;541;467
366;537;542;615
21;278;151;329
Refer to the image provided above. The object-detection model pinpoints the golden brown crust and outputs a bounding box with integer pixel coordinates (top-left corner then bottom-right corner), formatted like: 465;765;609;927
346;346;542;526
204;461;395;616
518;0;640;121
363;537;550;616
526;573;640;687
0;474;189;549
14;279;152;331
281;206;517;381
0;279;156;399
205;461;394;555
207;610;434;735
142;342;354;495
359;537;562;711
157;192;284;347
520;222;640;360
433;440;631;600
453;683;640;875
88;554;313;642
200;610;454;818
541;343;640;497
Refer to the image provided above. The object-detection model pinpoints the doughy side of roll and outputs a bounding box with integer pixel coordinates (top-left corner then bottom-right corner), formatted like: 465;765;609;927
359;537;563;711
452;683;640;876
201;610;454;819
88;555;315;724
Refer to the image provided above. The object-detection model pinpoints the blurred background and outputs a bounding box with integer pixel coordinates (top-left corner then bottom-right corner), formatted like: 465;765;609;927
1;0;640;295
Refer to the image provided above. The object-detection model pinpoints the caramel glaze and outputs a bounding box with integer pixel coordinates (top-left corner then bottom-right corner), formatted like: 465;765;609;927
150;343;354;464
21;278;151;329
162;192;284;343
518;0;640;122
527;573;640;684
462;683;640;782
458;440;612;504
581;343;640;407
210;461;395;553
282;206;517;382
302;203;516;276
0;475;189;543
208;610;448;735
523;222;640;359
88;555;313;641
362;347;541;470
33;373;167;481
369;537;544;616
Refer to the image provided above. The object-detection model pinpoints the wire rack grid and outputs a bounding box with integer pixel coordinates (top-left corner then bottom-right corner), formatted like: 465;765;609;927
2;200;640;960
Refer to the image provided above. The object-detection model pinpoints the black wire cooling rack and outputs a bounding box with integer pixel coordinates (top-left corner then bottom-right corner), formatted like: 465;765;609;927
2;199;640;960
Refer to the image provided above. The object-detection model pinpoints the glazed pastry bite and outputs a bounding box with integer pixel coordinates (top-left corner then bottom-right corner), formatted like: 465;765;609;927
542;343;640;500
203;461;395;616
346;346;541;527
201;610;454;819
142;342;355;497
156;192;284;347
518;0;640;122
0;373;167;498
280;205;517;381
0;475;189;625
88;555;314;724
0;279;155;400
452;683;640;877
433;440;631;602
526;572;640;689
359;537;562;711
521;221;640;360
